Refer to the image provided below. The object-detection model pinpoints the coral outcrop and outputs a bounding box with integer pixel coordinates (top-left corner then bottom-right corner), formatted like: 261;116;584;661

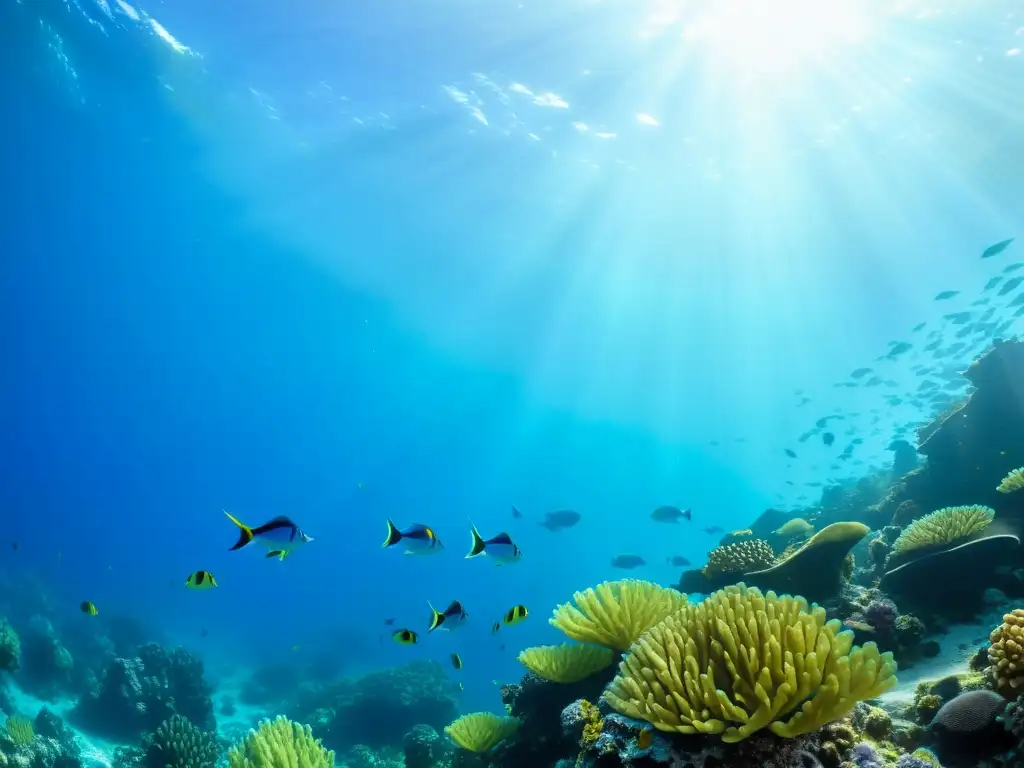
603;583;897;742
517;644;615;684
70;643;214;740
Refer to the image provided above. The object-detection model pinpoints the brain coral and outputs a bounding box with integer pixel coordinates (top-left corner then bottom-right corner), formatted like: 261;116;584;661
702;540;775;579
989;609;1024;697
603;583;897;743
550;579;688;652
891;505;994;557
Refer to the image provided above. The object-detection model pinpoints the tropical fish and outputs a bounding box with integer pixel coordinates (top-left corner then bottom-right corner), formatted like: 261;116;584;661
773;518;814;537
384;617;396;626
784;449;797;459
934;290;960;300
611;553;646;570
224;511;313;561
80;601;99;616
392;629;418;645
382;520;444;555
540;509;581;531
666;555;691;567
185;570;218;590
511;505;524;519
982;238;1014;258
822;432;835;447
491;621;501;635
502;605;529;627
650;506;691;523
466;524;522;564
428;600;469;632
450;653;463;670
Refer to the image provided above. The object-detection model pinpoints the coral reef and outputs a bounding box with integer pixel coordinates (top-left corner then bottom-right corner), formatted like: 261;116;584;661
0;621;20;674
70;643;214;740
603;583;897;742
289;661;457;751
402;725;446;768
889;505;995;561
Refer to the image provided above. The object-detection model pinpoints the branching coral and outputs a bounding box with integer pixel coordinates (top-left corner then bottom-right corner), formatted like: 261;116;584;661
550;580;688;652
988;608;1024;697
444;713;520;753
890;505;994;556
227;716;334;768
517;644;615;684
998;467;1024;493
603;583;897;743
702;540;775;579
147;715;220;768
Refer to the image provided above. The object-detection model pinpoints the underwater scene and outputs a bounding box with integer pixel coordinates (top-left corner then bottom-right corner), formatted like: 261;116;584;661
2;0;1024;767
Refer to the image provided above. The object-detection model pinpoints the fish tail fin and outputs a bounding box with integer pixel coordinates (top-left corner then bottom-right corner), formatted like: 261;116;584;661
466;523;486;558
427;601;444;631
224;510;254;550
382;519;402;548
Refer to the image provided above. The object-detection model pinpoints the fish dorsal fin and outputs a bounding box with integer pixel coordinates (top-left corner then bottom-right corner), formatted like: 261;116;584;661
489;532;514;545
446;600;464;615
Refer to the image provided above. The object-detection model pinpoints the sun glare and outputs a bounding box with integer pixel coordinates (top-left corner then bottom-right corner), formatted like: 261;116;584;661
682;0;871;76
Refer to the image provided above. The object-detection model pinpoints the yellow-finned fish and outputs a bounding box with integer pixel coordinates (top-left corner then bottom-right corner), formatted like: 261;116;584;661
383;519;444;555
637;729;653;750
185;570;218;590
80;601;99;616
466;523;522;565
224;511;313;561
393;628;418;645
428;600;469;632
450;653;463;670
502;605;528;627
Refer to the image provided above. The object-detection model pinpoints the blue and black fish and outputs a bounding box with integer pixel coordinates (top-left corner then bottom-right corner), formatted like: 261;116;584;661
466;524;522;564
224;511;313;561
429;599;469;632
382;520;444;555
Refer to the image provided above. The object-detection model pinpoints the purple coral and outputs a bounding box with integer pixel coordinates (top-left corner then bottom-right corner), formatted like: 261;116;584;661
850;742;884;768
895;752;937;768
864;599;898;635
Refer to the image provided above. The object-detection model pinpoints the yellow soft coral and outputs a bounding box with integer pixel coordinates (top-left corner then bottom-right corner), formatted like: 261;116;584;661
445;712;520;753
226;716;333;768
998;468;1024;494
518;643;615;683
989;609;1024;697
550;579;688;652
891;505;994;556
4;715;34;747
603;583;897;743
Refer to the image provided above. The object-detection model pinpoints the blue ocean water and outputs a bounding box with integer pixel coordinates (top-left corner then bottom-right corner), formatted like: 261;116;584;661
0;0;1022;742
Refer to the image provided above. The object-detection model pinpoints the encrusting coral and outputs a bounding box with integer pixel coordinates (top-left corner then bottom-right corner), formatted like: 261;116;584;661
226;716;333;768
444;712;520;753
998;467;1024;493
517;644;615;684
890;504;994;557
703;540;776;579
603;583;897;743
988;608;1024;697
550;579;688;652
